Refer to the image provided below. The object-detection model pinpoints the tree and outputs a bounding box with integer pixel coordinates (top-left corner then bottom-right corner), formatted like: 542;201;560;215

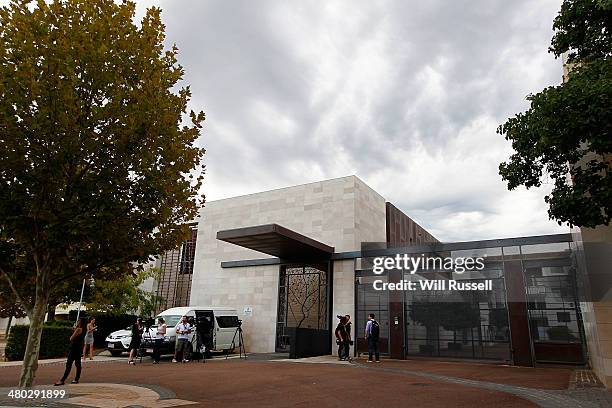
0;241;82;326
0;0;205;387
498;0;611;228
439;302;481;345
0;285;27;337
85;268;164;318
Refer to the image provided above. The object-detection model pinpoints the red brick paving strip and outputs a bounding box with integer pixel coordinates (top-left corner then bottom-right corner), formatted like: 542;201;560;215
0;359;540;407
374;359;572;390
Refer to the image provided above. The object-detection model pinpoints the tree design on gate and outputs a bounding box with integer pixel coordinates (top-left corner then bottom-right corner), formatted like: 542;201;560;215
285;266;328;330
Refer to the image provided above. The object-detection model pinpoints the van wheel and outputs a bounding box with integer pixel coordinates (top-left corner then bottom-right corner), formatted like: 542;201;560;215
109;350;123;357
223;347;235;354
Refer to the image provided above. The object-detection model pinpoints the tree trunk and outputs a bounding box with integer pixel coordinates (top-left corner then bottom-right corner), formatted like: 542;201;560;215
19;296;47;387
6;315;13;337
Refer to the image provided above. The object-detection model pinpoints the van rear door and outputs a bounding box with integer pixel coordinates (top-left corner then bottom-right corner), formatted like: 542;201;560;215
194;310;215;353
214;314;240;351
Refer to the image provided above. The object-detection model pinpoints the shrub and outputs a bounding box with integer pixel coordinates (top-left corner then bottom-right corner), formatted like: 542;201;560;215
89;314;139;346
5;324;74;361
46;320;74;327
65;311;140;346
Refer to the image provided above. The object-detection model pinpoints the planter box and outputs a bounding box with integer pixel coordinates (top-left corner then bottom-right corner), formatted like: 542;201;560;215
286;328;330;359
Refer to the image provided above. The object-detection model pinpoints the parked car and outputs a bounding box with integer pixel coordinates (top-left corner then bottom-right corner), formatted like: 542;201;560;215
105;327;132;357
141;306;240;357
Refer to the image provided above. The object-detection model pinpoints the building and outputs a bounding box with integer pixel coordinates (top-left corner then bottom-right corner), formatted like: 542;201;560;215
153;223;199;314
151;175;594;371
563;54;612;387
189;175;416;353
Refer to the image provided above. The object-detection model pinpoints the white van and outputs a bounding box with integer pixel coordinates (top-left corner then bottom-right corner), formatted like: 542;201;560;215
142;306;241;356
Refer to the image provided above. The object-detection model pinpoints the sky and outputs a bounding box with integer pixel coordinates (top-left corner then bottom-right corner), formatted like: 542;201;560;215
141;0;570;242
3;0;570;242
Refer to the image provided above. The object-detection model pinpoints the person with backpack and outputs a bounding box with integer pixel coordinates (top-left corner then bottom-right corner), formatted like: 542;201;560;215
364;313;380;363
334;315;348;361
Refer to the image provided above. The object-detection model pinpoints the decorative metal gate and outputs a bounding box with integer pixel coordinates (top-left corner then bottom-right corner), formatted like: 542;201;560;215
276;264;329;353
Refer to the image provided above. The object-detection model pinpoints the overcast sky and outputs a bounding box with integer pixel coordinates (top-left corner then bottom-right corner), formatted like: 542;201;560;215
132;0;569;242
4;0;570;242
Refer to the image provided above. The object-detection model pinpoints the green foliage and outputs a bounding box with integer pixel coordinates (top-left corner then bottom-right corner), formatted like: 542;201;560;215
82;313;138;346
0;0;205;309
0;0;204;385
498;0;611;228
45;320;75;327
5;324;73;361
550;0;612;63
85;268;163;317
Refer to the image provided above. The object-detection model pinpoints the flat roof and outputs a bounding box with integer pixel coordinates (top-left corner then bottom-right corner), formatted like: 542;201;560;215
217;223;334;260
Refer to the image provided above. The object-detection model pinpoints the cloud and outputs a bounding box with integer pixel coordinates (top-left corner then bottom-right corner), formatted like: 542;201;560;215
136;0;568;241
2;0;569;241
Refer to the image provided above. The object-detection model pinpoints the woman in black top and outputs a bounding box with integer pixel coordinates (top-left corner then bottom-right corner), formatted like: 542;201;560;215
128;318;143;364
54;317;87;385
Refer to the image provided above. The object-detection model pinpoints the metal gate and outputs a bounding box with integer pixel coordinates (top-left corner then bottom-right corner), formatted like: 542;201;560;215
276;264;329;354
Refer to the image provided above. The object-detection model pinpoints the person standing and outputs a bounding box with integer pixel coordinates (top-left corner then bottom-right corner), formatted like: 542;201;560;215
334;315;348;361
128;318;143;365
153;317;167;364
82;317;97;361
54;317;87;385
173;315;192;363
364;313;380;363
344;314;353;361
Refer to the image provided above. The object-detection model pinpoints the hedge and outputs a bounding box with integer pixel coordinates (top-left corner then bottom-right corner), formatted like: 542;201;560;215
5;324;74;361
88;314;139;347
66;311;140;346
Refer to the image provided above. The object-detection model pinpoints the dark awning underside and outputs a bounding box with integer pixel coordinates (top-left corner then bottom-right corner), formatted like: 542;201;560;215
216;223;334;260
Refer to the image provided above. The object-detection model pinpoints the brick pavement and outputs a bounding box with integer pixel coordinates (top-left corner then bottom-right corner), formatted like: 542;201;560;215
0;355;610;407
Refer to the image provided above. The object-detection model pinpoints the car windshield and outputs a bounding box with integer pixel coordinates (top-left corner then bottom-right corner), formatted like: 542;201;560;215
156;315;181;327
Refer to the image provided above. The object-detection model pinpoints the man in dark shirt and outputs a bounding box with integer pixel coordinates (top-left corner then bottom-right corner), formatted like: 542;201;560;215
334;315;348;360
343;314;352;361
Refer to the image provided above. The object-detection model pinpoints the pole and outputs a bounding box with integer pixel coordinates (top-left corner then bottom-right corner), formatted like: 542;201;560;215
75;278;86;323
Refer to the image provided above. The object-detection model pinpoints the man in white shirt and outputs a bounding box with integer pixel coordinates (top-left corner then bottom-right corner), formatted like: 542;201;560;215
173;315;192;363
153;317;167;364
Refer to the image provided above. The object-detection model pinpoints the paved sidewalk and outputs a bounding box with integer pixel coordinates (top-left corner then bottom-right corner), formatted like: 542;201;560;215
278;356;612;408
0;356;123;368
348;360;597;408
1;355;611;407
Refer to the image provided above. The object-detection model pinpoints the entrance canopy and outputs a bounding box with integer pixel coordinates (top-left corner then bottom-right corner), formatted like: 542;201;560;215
216;223;334;260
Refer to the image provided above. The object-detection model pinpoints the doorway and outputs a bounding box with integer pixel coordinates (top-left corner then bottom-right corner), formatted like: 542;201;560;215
275;263;330;354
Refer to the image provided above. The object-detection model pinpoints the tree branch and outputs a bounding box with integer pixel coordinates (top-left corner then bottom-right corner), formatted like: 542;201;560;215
0;266;33;317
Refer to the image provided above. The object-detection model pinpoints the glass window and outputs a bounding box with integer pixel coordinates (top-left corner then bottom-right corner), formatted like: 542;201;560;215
157;315;181;327
216;315;240;328
520;242;570;255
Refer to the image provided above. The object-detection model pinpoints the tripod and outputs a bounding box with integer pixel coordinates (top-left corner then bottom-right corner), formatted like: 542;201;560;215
138;325;153;364
226;324;246;359
193;326;208;364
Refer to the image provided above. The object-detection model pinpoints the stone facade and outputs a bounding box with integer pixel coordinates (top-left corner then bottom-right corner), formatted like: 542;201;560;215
575;225;612;387
189;176;386;353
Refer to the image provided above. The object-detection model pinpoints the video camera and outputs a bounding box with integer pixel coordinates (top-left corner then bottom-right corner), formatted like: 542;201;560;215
142;317;155;329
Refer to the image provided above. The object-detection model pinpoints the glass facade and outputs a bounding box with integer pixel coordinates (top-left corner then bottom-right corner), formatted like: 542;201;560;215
355;237;586;364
